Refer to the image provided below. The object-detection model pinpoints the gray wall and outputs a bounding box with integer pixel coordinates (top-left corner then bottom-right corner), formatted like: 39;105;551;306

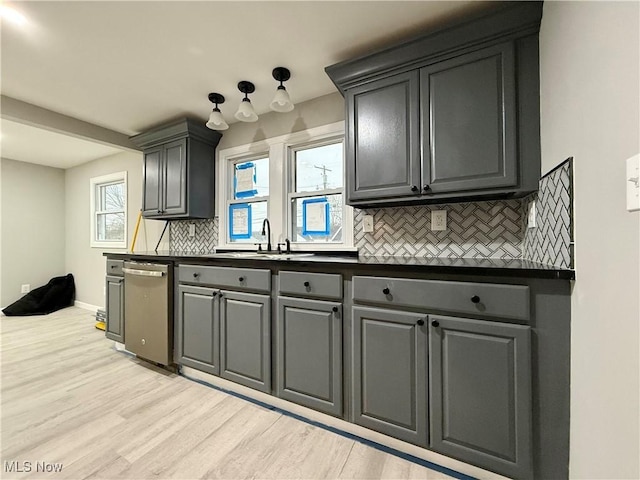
540;2;639;478
1;158;66;306
64;151;169;307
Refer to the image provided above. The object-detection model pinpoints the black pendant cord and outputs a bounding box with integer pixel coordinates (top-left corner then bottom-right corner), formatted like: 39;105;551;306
155;221;170;252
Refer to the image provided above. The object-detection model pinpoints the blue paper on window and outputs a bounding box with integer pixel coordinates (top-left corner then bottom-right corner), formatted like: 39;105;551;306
302;198;330;236
229;203;252;239
234;162;258;198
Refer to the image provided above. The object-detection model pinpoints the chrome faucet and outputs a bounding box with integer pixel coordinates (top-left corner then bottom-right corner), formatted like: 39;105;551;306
261;218;272;252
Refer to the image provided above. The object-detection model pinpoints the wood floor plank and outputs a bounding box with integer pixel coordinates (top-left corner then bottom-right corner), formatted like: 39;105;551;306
1;307;456;480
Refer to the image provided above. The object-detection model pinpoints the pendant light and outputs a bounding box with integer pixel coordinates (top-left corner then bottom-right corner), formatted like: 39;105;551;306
270;67;294;113
205;93;229;131
234;81;258;123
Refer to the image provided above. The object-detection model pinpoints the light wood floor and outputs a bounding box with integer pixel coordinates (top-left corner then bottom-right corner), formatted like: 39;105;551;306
1;307;456;480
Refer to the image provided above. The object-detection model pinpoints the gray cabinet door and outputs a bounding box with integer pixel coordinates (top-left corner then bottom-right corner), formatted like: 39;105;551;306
420;43;517;193
346;71;421;202
352;306;427;446
177;284;219;375
142;146;162;216
429;315;532;479
276;297;342;417
220;291;271;393
105;275;124;343
162;139;187;216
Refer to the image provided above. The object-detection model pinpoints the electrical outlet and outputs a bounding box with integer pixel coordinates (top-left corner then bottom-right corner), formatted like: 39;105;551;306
188;224;196;237
431;210;447;231
527;200;537;228
21;284;30;294
363;215;374;233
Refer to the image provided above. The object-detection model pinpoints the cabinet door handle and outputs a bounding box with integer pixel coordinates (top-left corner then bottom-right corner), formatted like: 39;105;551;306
431;320;440;327
382;287;390;295
332;306;339;313
218;291;223;298
239;276;245;282
417;319;424;326
423;185;430;192
411;185;419;192
303;281;310;287
471;295;481;304
212;291;218;297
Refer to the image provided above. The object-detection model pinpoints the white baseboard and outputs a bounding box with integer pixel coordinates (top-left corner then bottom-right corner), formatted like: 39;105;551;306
74;301;102;312
180;366;508;480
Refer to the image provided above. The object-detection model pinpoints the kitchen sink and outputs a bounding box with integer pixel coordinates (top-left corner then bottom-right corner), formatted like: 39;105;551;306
212;252;315;260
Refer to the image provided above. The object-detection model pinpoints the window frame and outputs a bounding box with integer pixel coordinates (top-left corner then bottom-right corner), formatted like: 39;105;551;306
90;171;127;249
217;121;353;252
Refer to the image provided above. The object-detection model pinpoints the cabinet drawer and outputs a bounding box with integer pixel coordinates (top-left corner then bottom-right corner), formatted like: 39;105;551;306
279;271;342;300
106;259;124;276
353;276;529;321
179;264;271;292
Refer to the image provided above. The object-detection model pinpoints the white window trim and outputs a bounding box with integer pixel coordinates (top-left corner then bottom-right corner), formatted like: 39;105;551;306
217;121;354;252
90;171;127;249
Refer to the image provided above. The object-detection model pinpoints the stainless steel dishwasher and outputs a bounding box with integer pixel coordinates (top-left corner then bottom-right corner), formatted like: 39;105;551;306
122;261;172;365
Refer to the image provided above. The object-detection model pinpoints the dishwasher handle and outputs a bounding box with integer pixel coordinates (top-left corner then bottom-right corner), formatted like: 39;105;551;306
122;268;165;277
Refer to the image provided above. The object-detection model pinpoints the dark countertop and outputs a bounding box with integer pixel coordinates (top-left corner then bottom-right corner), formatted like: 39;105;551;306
104;251;575;280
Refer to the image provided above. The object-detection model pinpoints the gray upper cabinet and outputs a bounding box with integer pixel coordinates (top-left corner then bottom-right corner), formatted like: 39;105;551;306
346;72;420;201
326;2;542;206
429;315;532;479
421;43;517;194
131;118;222;220
352;306;428;447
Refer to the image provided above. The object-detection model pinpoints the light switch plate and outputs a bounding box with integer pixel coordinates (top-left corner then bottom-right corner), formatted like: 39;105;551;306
21;284;30;294
431;210;447;231
363;214;374;233
626;154;639;212
527;200;537;228
188;224;196;237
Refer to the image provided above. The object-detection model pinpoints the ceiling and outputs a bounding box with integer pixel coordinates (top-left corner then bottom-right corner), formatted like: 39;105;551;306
1;0;493;168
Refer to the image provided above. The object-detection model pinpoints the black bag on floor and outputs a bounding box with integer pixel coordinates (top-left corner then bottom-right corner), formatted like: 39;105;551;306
2;274;75;316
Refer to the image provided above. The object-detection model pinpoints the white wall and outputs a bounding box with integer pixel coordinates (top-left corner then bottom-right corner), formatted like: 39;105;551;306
64;151;168;308
1;158;66;306
540;2;640;478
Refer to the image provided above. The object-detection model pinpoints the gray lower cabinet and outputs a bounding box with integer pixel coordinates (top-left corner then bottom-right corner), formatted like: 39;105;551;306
105;275;124;343
352;306;428;447
177;284;219;375
276;297;342;417
429;315;532;479
220;290;271;393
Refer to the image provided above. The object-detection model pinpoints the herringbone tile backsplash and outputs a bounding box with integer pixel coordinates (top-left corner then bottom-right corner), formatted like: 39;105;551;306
168;161;573;268
170;218;218;253
354;201;524;259
523;159;574;268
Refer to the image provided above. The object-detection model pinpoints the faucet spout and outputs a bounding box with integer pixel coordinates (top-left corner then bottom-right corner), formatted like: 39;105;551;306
261;218;272;252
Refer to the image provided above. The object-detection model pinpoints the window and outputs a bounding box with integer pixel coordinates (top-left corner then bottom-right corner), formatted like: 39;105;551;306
217;121;352;251
90;172;127;248
289;141;344;243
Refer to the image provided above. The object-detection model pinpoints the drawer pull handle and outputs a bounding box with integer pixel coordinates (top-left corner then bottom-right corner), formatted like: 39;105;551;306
382;287;390;295
471;295;481;304
431;320;440;327
417;319;424;326
239;276;245;282
332;306;338;313
193;273;200;278
110;265;116;269
303;281;310;287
